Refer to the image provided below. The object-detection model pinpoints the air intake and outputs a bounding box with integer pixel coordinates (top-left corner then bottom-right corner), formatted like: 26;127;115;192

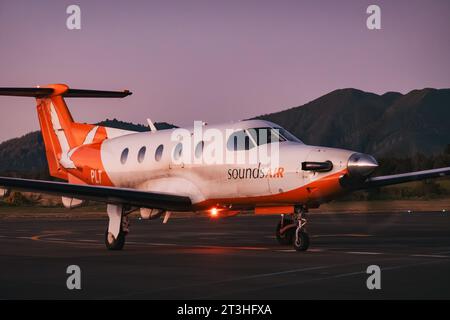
301;161;333;172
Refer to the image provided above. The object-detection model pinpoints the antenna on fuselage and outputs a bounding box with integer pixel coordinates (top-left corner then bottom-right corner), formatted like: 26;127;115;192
147;118;157;132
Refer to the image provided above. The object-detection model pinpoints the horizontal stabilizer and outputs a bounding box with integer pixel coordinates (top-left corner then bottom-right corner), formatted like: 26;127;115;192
0;87;132;98
64;89;132;98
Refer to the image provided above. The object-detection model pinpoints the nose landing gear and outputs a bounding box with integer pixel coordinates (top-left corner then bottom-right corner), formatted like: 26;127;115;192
275;205;310;251
293;206;309;251
276;215;295;245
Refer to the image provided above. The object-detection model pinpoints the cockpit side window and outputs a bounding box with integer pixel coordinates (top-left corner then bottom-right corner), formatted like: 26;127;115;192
278;128;303;143
227;130;255;151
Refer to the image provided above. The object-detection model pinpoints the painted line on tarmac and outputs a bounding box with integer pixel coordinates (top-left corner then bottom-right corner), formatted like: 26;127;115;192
279;248;326;252
174;243;270;251
346;251;384;255
128;241;271;251
232;265;330;280
411;254;450;259
182;244;270;251
200;259;445;299
312;234;373;238
277;248;325;253
147;242;179;246
103;265;332;299
10;235;273;252
12;234;450;258
308;248;325;252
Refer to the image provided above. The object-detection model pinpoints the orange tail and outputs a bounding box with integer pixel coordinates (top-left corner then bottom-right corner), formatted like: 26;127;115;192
0;84;132;180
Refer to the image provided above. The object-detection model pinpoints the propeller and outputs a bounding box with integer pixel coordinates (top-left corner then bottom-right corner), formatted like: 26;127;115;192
347;153;379;177
340;153;379;189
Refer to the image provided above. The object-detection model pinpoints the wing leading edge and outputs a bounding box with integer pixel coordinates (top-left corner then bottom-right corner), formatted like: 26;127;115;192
0;176;192;211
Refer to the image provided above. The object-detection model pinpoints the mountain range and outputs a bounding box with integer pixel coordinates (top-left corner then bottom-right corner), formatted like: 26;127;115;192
0;88;449;178
255;88;450;157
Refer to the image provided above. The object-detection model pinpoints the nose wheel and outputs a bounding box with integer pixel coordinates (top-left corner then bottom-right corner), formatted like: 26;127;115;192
105;228;126;250
293;227;310;251
293;206;309;251
275;206;310;251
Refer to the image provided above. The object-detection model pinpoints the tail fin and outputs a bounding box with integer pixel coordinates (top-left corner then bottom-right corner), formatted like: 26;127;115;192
0;84;132;180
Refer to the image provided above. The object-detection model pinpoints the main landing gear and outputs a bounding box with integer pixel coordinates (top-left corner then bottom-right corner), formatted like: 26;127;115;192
105;204;130;250
275;205;310;251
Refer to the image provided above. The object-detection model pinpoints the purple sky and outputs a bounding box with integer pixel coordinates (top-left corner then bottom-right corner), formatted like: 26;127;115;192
0;0;449;142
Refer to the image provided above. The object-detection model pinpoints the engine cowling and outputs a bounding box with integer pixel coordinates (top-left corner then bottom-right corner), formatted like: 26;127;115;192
140;208;165;220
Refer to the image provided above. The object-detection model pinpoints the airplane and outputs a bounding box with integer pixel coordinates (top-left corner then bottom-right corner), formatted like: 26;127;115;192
0;84;449;252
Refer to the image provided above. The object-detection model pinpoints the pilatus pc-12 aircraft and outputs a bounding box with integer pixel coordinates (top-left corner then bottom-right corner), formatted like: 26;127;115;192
0;84;449;251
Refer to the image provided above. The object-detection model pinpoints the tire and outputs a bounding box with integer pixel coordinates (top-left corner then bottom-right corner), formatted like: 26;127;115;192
276;220;295;245
293;230;310;251
105;230;126;250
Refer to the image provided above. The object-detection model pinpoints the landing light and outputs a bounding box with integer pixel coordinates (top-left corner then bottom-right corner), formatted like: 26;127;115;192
210;207;219;217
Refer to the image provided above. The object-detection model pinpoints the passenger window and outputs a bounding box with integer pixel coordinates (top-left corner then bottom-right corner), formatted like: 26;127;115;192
138;146;146;163
173;143;183;160
227;130;254;151
195;141;204;158
155;144;164;162
120;148;129;164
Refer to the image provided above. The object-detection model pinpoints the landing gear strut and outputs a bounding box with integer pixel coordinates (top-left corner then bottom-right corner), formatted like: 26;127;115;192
275;205;310;251
293;205;309;251
105;204;130;250
275;214;295;245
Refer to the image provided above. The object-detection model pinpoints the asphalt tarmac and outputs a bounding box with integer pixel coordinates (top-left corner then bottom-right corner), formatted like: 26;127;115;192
1;212;449;299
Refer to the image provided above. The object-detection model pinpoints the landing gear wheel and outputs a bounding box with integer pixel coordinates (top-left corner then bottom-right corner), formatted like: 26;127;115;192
105;230;126;250
105;207;129;251
293;230;310;251
276;219;295;245
291;205;310;252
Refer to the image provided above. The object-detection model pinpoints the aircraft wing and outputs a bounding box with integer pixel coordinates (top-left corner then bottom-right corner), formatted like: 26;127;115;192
343;167;450;190
0;176;192;211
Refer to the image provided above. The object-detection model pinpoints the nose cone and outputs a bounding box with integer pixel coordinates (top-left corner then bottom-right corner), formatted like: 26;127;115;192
347;153;378;177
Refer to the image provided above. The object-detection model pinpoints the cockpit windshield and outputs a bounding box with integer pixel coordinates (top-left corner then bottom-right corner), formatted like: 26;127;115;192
226;126;303;151
246;127;303;146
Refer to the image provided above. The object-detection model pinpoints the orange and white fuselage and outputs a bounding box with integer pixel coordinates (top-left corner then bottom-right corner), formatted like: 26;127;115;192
35;84;363;215
87;124;352;209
